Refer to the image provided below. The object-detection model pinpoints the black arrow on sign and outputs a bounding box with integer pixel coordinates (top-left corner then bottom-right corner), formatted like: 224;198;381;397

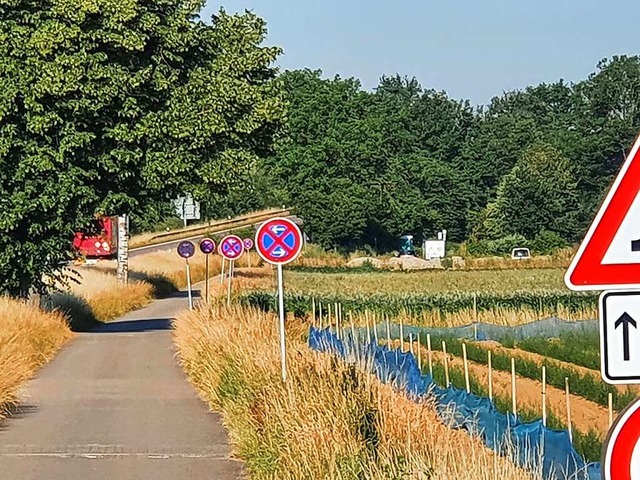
615;312;638;362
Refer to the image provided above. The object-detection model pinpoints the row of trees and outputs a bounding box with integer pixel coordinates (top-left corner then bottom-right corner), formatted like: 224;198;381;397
246;56;640;253
0;2;285;296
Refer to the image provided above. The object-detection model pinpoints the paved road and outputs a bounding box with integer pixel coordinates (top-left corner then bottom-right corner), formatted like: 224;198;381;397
0;287;243;480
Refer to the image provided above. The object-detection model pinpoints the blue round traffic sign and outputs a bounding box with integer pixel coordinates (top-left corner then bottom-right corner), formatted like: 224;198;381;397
219;235;244;261
177;240;195;259
199;238;216;255
255;217;303;265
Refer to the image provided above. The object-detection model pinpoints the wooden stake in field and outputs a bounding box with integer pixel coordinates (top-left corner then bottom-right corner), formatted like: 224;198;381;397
462;343;470;394
511;358;517;419
399;319;404;352
488;350;493;402
366;312;372;345
409;333;414;356
417;333;422;370
565;377;573;444
386;315;391;347
542;365;547;427
608;392;614;427
349;312;358;360
426;334;434;378
312;297;316;326
373;313;379;345
220;257;226;283
442;341;450;388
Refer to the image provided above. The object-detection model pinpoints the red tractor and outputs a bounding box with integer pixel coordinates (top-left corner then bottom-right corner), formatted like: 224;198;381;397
72;216;118;261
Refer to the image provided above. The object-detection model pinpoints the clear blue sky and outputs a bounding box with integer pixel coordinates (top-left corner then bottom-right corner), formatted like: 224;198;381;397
202;0;640;106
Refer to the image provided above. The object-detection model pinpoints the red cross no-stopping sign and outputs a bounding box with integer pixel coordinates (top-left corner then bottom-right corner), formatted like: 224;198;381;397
219;235;244;261
255;217;303;266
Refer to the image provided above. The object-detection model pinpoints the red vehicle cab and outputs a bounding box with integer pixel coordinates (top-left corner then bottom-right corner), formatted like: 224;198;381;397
73;217;118;260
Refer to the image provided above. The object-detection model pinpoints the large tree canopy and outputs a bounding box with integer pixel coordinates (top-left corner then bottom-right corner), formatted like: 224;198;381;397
253;57;640;253
0;0;285;295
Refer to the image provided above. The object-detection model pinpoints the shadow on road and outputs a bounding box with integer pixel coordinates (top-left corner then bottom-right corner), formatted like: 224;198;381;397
171;289;202;299
0;404;38;431
90;318;174;333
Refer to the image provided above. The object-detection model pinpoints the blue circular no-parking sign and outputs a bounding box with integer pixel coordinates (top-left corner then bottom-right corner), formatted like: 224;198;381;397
255;218;303;265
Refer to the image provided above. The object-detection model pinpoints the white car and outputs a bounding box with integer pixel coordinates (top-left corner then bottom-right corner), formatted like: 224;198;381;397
511;247;531;260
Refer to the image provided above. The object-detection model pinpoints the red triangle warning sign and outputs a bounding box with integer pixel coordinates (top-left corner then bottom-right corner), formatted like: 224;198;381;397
566;132;640;291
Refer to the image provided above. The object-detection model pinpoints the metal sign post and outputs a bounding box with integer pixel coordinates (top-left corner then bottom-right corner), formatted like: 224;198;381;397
255;217;303;383
199;238;216;304
186;259;193;310
243;238;254;269
177;241;196;310
227;261;234;306
219;235;244;307
276;263;286;381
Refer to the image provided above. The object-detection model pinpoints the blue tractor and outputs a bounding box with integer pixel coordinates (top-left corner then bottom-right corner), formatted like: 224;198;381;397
398;235;416;257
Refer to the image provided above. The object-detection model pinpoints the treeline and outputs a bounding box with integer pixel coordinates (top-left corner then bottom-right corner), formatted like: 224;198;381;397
214;56;640;254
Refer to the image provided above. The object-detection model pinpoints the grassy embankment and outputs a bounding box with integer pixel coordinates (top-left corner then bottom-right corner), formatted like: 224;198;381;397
174;303;536;479
0;298;73;419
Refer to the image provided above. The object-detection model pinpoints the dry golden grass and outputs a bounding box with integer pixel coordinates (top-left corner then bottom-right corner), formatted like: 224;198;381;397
173;304;535;479
53;268;155;322
0;297;73;418
464;252;573;271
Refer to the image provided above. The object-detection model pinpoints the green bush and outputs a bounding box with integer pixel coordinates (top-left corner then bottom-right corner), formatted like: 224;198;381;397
465;235;530;257
531;230;569;255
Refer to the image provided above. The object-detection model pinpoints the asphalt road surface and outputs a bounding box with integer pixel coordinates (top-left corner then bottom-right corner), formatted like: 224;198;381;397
0;287;242;480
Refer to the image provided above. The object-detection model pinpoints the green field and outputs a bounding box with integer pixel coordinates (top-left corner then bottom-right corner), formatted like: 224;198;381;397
285;268;568;296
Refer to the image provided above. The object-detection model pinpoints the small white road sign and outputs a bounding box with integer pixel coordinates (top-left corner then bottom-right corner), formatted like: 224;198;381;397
600;291;640;384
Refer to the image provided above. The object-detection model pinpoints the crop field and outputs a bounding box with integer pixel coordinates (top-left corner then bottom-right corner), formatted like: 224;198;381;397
237;262;631;475
285;267;569;295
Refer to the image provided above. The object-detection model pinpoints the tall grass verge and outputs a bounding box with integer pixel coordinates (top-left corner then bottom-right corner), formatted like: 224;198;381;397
0;297;73;418
173;304;535;479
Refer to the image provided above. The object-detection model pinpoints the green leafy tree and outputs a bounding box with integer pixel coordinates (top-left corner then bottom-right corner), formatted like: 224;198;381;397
483;144;581;241
0;1;284;296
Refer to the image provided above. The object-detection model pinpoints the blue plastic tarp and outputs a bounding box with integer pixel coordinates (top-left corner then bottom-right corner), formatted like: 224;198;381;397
308;327;602;480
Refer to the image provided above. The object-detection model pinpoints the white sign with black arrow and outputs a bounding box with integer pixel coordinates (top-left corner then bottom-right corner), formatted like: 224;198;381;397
600;291;640;384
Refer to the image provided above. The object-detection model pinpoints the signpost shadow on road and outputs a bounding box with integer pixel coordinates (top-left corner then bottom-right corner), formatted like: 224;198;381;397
90;318;175;333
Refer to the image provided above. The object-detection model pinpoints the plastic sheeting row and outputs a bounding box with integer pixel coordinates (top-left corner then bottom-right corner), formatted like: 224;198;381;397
362;317;598;343
308;326;602;480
